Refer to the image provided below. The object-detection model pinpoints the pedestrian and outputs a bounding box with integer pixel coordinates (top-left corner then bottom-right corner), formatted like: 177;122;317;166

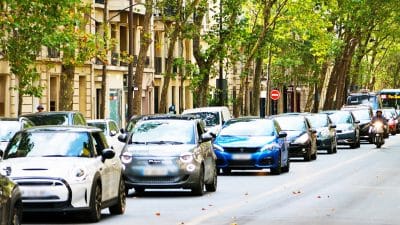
36;104;44;113
168;104;176;114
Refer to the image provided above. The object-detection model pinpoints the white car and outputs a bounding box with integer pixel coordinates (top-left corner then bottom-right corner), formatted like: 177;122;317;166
87;119;125;155
0;126;126;222
182;106;232;135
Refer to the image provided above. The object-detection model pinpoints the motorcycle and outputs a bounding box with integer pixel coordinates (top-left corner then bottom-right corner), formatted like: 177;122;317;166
387;117;397;135
370;121;385;148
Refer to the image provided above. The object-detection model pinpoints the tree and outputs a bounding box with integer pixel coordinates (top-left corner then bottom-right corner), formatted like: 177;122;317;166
0;0;83;115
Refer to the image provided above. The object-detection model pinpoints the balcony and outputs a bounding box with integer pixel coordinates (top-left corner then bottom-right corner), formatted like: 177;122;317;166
47;47;60;58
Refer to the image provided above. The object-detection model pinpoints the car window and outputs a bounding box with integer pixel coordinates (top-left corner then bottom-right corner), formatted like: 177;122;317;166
74;113;87;125
131;120;195;144
0;122;20;141
184;112;220;127
25;114;69;125
4;131;94;158
91;132;108;155
109;121;119;135
306;114;329;128
274;116;307;131
219;119;275;136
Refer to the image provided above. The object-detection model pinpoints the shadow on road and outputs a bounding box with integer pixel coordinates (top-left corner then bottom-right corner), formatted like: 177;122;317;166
22;212;117;224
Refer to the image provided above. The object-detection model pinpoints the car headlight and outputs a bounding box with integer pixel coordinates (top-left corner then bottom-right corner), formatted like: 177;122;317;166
319;128;330;138
71;167;88;182
180;153;194;163
120;152;133;164
294;133;309;144
213;144;224;152
260;143;280;152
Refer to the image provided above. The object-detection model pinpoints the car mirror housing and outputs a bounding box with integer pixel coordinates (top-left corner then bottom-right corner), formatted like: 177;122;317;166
355;120;360;124
110;130;117;137
102;148;115;161
329;124;337;129
278;131;287;138
118;133;127;143
200;133;213;143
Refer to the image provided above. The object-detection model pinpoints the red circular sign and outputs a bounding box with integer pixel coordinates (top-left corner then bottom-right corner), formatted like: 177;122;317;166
270;89;281;100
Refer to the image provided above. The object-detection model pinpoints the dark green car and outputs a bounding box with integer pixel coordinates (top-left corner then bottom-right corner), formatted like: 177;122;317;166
0;173;22;225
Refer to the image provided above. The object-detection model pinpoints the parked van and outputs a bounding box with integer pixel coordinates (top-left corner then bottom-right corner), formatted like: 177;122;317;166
182;106;232;135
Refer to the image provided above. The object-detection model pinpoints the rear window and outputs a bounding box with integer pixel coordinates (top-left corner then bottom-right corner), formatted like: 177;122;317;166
24;114;69;126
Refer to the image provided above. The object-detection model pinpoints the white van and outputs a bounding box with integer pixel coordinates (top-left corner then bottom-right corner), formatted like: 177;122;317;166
182;106;232;135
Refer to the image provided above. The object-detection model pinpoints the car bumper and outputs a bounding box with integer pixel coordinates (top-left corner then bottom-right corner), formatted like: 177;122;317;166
316;137;333;150
288;143;310;157
12;177;92;212
336;131;356;145
214;149;280;170
123;163;202;190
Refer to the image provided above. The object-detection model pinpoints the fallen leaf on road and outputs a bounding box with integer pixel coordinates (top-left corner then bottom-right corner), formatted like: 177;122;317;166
155;212;161;216
201;208;206;211
317;195;321;198
244;192;249;196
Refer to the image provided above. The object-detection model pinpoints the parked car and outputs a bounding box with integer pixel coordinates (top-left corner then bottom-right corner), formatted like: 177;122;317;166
0;173;22;225
0;117;35;151
181;106;232;135
118;115;217;196
304;113;337;154
21;111;87;126
87;119;125;154
272;114;317;161
321;110;360;149
381;107;399;135
341;105;373;143
213;117;289;175
0;126;125;222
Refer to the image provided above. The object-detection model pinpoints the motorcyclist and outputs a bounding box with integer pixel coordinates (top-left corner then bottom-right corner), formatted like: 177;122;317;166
370;109;388;141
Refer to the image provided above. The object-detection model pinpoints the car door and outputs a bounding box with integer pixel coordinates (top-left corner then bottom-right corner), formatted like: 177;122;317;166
274;120;288;163
197;121;215;181
91;132;119;200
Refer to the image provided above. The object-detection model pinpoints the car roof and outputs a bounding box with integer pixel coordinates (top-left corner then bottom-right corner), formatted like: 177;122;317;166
0;117;19;121
22;125;102;133
182;106;228;113
21;111;81;117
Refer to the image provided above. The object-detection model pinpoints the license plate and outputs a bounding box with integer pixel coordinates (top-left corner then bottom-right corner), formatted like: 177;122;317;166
143;168;168;176
21;189;48;197
232;154;251;160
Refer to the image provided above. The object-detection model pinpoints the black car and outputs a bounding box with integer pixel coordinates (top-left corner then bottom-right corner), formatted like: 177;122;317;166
0;173;22;225
272;114;317;161
21;111;87;126
341;105;373;143
305;113;337;154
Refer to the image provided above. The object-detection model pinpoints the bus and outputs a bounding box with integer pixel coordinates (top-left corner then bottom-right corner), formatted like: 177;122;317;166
346;90;382;110
379;89;400;109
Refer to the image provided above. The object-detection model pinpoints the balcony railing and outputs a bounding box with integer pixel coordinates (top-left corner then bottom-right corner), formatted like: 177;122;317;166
47;47;60;58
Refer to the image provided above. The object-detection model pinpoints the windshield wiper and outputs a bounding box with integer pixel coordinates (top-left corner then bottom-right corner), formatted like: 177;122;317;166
131;141;147;144
147;141;185;145
42;155;67;157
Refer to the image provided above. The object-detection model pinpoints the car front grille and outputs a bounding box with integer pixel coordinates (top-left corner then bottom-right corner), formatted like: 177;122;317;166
224;147;259;153
13;178;70;202
131;175;189;184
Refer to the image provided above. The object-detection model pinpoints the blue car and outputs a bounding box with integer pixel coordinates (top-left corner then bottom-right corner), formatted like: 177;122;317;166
213;117;289;175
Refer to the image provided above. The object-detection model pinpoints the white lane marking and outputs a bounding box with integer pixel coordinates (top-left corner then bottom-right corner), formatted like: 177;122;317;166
187;150;377;225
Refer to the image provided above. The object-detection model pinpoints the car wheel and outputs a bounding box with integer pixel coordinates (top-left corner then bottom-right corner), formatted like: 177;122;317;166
109;177;126;215
205;167;217;192
311;150;317;160
88;183;102;222
282;157;290;173
191;166;205;196
270;153;282;175
10;202;22;225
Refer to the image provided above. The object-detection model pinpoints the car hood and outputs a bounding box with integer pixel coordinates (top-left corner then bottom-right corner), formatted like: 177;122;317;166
0;141;8;151
214;136;275;148
1;157;95;178
335;123;353;130
283;130;305;141
124;144;198;157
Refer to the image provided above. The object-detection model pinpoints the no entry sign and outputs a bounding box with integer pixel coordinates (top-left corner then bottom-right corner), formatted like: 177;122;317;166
270;89;281;100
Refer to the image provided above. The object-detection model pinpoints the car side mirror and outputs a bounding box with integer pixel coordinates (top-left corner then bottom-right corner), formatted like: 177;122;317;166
101;148;115;162
310;129;317;134
118;133;127;143
120;128;125;134
355;120;360;124
329;124;336;129
278;131;287;138
200;133;213;143
336;130;343;133
110;130;117;137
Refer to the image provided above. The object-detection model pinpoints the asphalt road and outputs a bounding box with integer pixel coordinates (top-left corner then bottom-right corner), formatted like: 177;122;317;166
24;136;400;225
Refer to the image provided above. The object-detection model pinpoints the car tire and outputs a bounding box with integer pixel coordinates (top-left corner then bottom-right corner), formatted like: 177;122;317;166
270;154;282;175
109;177;126;215
88;183;102;222
311;150;317;160
304;148;312;161
191;166;205;196
282;158;290;173
205;167;217;192
10;201;22;225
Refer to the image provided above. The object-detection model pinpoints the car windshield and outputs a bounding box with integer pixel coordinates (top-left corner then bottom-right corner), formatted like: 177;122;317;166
274;116;306;131
306;114;329;128
4;131;93;158
24;114;69;125
88;122;107;135
329;111;352;124
184;112;220;127
131;120;195;144
220;119;275;136
350;109;370;120
0;122;20;141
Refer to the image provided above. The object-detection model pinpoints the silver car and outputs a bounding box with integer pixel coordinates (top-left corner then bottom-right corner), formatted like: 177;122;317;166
119;115;217;196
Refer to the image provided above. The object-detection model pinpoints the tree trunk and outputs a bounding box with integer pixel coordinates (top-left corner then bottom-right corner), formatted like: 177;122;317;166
133;0;153;116
100;0;108;119
250;57;262;116
59;64;75;111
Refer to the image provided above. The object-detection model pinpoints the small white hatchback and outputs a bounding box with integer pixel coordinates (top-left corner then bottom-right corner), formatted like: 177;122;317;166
0;126;126;222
